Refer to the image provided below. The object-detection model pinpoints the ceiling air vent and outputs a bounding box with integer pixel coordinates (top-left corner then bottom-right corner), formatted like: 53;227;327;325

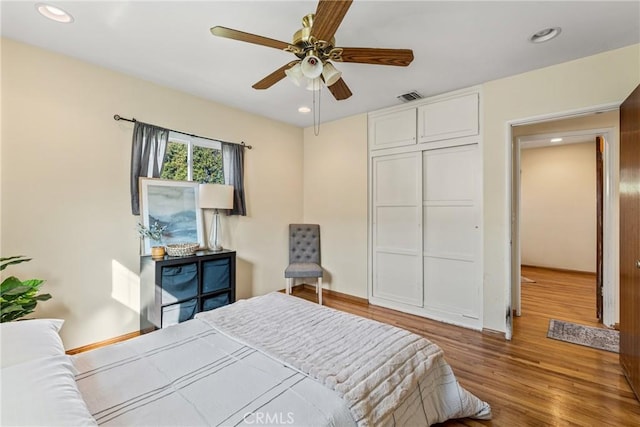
397;91;422;103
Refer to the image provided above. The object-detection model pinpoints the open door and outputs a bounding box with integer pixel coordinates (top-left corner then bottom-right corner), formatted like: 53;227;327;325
620;84;640;401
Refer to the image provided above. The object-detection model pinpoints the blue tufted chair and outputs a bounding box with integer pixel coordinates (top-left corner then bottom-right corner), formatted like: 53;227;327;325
284;224;324;304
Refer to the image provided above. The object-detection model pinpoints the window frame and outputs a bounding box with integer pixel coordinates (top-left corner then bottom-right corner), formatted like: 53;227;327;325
166;131;223;182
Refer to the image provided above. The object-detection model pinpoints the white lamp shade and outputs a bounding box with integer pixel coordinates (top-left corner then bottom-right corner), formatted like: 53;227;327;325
285;63;305;87
305;77;321;91
300;55;323;79
198;184;234;210
322;62;342;86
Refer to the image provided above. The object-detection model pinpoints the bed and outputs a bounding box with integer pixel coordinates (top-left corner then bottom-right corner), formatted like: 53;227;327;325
1;293;491;426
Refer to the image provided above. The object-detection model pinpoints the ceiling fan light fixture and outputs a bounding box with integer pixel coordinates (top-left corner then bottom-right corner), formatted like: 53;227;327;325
301;54;323;79
285;63;305;87
305;77;322;91
322;61;342;87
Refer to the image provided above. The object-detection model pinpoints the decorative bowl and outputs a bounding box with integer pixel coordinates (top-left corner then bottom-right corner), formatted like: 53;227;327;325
165;242;200;257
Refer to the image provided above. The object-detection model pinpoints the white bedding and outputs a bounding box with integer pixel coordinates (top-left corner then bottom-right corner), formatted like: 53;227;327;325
73;319;354;426
72;293;490;426
197;293;490;426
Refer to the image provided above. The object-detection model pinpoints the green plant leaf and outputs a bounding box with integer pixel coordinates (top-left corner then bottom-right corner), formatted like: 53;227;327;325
3;285;33;296
0;255;51;322
0;256;30;271
21;302;37;311
0;276;23;292
1;304;23;313
20;279;45;288
0;255;26;262
1;309;29;322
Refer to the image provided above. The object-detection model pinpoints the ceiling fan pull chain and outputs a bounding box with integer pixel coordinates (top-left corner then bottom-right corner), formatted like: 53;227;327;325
313;79;321;136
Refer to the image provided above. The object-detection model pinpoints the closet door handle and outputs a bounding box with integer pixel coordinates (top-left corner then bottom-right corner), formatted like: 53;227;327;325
636;259;640;269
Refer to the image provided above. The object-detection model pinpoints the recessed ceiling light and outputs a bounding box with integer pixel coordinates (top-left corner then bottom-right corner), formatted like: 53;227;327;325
550;137;563;143
36;3;74;23
298;106;311;114
530;27;561;43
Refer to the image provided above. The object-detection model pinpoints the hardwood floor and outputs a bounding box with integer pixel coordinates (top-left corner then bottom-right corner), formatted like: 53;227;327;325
292;266;640;426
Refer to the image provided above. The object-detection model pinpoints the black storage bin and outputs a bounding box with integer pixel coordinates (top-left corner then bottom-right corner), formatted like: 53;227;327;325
160;264;198;304
202;259;230;293
202;293;230;312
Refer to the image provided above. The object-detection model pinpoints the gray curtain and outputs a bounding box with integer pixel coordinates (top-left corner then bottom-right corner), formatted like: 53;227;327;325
222;142;247;216
130;122;169;215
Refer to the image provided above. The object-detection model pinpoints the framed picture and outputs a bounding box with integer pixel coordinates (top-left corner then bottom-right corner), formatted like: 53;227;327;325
139;178;204;255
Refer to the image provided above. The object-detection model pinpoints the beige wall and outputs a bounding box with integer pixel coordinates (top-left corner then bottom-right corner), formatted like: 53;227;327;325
302;114;368;298
482;43;639;333
520;142;596;272
1;39;304;349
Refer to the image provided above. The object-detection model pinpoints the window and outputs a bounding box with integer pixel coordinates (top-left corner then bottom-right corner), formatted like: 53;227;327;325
161;132;224;184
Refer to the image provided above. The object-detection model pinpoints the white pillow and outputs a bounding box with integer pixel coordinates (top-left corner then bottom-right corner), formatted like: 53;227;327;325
1;354;97;426
0;318;65;368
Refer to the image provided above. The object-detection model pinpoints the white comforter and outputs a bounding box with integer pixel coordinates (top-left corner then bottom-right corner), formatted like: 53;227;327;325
196;292;491;426
73;293;490;426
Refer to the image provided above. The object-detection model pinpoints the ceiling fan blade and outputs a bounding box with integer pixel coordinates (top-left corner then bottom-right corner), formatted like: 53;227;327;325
311;0;353;42
336;47;414;66
252;62;296;90
327;78;352;100
210;26;290;50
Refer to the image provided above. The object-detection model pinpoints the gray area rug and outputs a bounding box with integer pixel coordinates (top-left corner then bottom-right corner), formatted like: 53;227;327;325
547;319;619;353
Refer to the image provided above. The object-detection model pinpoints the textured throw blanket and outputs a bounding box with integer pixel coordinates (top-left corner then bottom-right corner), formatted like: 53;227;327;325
197;292;490;426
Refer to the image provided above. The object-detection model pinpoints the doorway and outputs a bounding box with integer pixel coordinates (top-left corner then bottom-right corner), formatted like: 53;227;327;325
509;110;620;335
515;133;602;320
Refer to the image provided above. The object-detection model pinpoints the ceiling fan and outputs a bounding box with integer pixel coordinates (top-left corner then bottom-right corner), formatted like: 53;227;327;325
210;0;414;101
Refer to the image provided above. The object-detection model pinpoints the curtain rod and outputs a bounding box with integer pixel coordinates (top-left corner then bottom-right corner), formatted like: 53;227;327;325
113;114;252;149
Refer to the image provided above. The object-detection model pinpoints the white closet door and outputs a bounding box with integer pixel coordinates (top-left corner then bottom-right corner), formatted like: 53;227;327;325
417;93;479;144
372;152;423;307
369;108;417;150
423;145;481;320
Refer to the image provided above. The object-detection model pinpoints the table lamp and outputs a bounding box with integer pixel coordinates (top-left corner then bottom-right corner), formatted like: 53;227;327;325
198;183;234;251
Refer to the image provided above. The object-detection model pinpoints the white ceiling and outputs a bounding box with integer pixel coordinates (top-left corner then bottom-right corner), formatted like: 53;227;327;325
2;1;639;128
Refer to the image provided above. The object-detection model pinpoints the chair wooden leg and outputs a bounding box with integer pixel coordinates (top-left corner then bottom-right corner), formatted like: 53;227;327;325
317;277;322;305
286;278;292;295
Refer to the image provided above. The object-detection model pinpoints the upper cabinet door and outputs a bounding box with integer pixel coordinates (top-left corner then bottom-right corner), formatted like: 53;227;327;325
418;93;479;144
369;109;417;150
